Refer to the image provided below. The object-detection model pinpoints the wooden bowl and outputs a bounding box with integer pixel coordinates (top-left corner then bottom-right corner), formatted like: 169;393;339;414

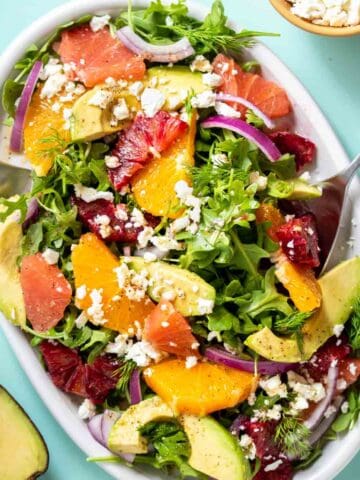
269;0;360;36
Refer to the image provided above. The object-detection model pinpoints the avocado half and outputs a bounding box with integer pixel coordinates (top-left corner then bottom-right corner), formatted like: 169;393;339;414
0;386;49;479
245;257;360;362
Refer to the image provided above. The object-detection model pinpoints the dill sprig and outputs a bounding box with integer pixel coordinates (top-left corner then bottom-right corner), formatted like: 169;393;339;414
116;360;137;394
275;416;311;460
273;311;313;336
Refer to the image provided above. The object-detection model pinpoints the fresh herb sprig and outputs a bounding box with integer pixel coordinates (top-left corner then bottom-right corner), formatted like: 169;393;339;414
347;297;360;350
275;416;311;460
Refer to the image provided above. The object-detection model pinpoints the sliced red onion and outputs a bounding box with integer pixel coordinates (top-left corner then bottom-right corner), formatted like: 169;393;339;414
308;395;344;446
88;414;105;446
304;364;338;431
129;369;142;405
22;198;40;230
205;347;296;374
10;60;42;152
230;415;248;436
201;116;282;162
117;26;195;63
215;93;275;130
101;410;121;447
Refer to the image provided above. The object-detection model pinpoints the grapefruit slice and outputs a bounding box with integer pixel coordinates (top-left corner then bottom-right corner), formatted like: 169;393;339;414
57;25;146;87
72;233;154;333
144;359;257;416
143;300;199;357
213;53;291;119
109;111;188;190
20;253;72;332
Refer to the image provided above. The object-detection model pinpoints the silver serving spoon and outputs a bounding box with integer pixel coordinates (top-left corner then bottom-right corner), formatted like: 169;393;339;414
0;162;32;197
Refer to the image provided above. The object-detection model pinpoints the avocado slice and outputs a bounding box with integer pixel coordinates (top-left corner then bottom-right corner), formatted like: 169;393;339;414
268;177;322;200
0;217;25;327
71;86;138;142
128;257;216;316
146;66;208;110
0;386;49;479
108;396;174;454
245;257;360;362
181;415;251;480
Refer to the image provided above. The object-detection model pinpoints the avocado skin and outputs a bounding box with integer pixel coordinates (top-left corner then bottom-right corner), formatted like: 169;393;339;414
0;217;26;327
128;257;216;316
0;385;49;479
181;415;251;480
245;257;360;362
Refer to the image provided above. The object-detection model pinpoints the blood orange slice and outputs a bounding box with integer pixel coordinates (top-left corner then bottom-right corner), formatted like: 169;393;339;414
57;25;146;87
144;300;199;357
20;253;72;332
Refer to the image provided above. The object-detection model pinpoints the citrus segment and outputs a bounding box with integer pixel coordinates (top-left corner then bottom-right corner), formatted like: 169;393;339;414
20;253;72;332
72;233;154;333
23;88;71;176
144;359;257;416
256;203;285;241
131;112;196;218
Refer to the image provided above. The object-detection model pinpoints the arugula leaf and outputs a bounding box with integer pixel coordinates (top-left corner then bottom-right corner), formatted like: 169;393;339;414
1;79;23;117
231;232;269;277
207;306;240;333
0;195;28;222
331;389;360;433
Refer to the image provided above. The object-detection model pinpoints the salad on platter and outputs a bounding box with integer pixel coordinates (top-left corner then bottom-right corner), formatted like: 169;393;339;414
1;1;360;479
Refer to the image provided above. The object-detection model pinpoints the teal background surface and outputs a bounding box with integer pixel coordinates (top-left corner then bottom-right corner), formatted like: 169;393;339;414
0;0;359;479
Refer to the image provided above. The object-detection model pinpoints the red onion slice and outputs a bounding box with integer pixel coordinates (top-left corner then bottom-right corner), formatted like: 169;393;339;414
101;409;121;446
10;60;42;152
201;115;282;162
205;347;296;374
308;395;344;447
304;364;338;431
230;414;249;436
22;198;40;230
215;93;275;129
129;369;142;405
117;26;195;63
88;414;105;446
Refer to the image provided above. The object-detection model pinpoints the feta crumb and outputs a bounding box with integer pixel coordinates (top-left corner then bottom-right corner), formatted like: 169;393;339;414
202;73;222;87
264;459;283;472
341;401;349;413
259;375;288;398
42;248;59;265
88;89;112;109
190;55;212;73
207;331;221;342
112;98;130;122
62;107;73;129
94;214;112;239
141;88;165;117
336;379;347;391
249;171;268;191
104;155;120;169
165;15;174;26
162;290;177;301
143;251;157;263
128;81;144;98
185;356;198;369
191;90;216;109
215;101;241;118
150;235;183;252
74;184;114;203
125;340;163;367
170;215;191;233
349;362;357;376
75;311;88;329
78;399;96;420
39;57;62;80
239;434;256;460
87;288;107;325
212;153;229;167
76;285;87;300
130;208;146;228
90;14;111;32
197;298;214;315
254;404;282;421
333;323;344;337
51;102;61;112
137;227;155;249
41;73;67;99
105;333;133;356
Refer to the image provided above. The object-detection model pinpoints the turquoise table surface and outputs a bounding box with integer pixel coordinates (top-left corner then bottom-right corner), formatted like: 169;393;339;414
0;1;359;479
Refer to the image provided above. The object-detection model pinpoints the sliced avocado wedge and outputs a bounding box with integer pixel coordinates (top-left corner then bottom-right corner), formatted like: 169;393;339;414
0;386;49;479
146;66;208;110
181;415;251;480
108;396;174;454
128;257;216;316
71;86;138;142
268;177;322;200
0;217;25;327
245;257;360;362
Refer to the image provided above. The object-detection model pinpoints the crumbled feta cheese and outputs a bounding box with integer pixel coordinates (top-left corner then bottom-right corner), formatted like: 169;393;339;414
191;90;216;109
336;379;347;391
162;290;177;301
349;362;357;375
62;107;73;130
76;285;87;300
78;399;96;420
333;323;344;337
249;171;268;191
112;98;130;122
247;392;256;406
88;89;113;109
165;15;174;26
197;298;215;315
239;434;256;460
75;311;88;329
185;356;198;369
259;375;288;398
39;57;62;80
90;14;111;32
114;263;149;301
137;226;155;249
170;215;191;233
290;0;360;27
104;155;120;168
94;214;112;239
128;81;144;98
105;333;133;356
143;251;157;263
215;101;241;118
74;184;114;203
125;340;164;367
141;88;165;117
150;235;183;252
212;153;229;167
41;73;67;99
51;102;61;112
202;73;222;87
207;331;221;342
254;404;282;421
42;248;59;265
87;288;107;325
190;55;212;73
341;401;349;413
130;208;146;228
174;180;202;233
264;459;283;472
